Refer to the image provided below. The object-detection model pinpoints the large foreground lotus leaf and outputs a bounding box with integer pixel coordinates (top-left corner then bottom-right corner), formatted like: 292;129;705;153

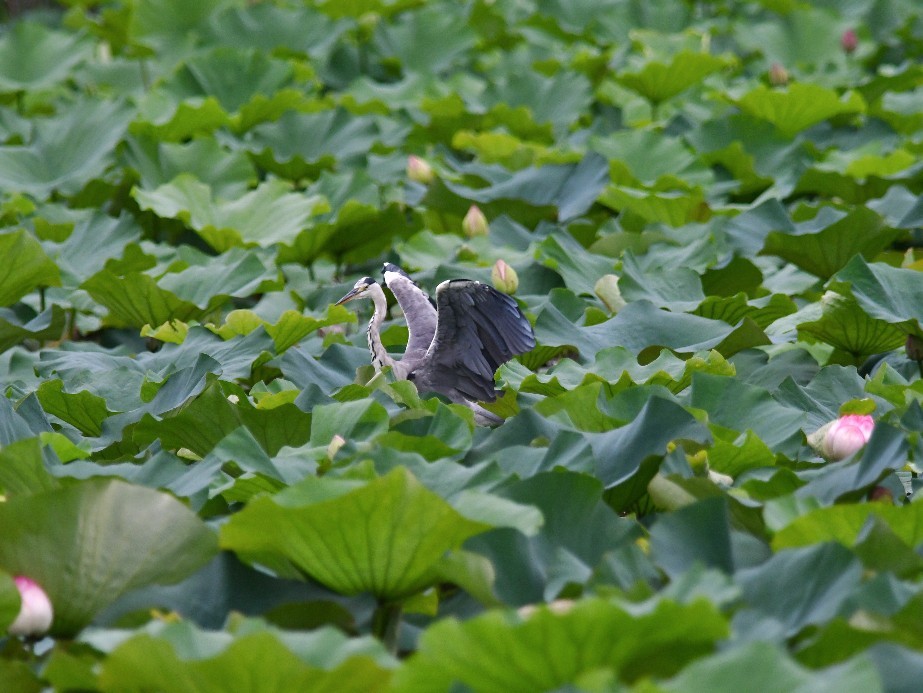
97;622;394;693
393;598;727;692
0;479;218;636
0;230;61;307
220;466;492;600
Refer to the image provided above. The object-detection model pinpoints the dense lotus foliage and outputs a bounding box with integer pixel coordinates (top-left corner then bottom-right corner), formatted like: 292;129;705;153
0;0;922;689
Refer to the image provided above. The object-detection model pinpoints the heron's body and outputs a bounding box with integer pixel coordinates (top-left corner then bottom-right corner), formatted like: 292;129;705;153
335;264;535;425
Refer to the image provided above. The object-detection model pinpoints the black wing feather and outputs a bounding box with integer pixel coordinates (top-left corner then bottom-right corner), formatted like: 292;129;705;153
415;280;536;402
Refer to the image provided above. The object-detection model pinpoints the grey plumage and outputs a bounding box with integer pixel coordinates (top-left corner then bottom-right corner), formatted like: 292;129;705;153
334;264;536;424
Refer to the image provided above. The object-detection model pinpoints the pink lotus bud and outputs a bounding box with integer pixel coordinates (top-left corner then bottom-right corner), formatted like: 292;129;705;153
9;577;53;637
462;205;489;238
808;414;874;461
406;155;434;184
491;259;518;294
869;486;893;504
841;29;858;54
769;62;789;86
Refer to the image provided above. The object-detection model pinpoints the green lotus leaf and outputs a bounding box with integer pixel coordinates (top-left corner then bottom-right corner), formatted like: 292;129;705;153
221;466;496;599
598;184;708;227
0;99;133;199
0;22;93;92
833;256;923;330
98;622;394;693
734;7;849;67
36;379;114;437
81;270;204;328
0;437;58;497
48;212;141;287
372;5;476;74
658;641;881;693
735;543;863;638
0;230;61;306
592;129;714;189
202;4;348;58
0;306;65;353
243;109;399;180
0;571;20;633
121;136;256;199
0;478;218;636
393;598;728;691
132;175;324;252
774;501;923;551
690;372;806;450
129;96;230;142
762;206;896;279
731;84;865;137
535;300;767;360
798;290;911;359
616;50;732;104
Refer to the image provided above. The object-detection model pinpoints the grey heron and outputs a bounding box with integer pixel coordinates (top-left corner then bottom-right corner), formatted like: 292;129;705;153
335;263;535;425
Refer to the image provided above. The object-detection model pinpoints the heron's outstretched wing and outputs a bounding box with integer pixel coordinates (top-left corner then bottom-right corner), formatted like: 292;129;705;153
382;263;437;370
413;280;535;402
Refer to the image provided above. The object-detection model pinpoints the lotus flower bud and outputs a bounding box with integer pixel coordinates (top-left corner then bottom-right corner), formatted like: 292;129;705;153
406;155;434;184
327;434;346;460
841;29;858;53
9;577;53;637
462;205;489;238
808;414;874;461
491;260;519;295
869;486;893;504
594;274;626;313
906;334;923;362
769;62;789;86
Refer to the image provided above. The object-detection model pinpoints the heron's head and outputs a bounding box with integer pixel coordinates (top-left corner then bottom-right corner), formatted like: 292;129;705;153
335;277;377;305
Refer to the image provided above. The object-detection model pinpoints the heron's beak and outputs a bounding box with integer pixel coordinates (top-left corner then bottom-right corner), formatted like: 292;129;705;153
335;287;362;305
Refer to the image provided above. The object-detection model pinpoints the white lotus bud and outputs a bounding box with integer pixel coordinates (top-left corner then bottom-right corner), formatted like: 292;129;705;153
594;274;626;313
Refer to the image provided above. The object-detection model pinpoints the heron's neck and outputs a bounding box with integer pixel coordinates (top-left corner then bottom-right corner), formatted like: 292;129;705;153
367;289;397;374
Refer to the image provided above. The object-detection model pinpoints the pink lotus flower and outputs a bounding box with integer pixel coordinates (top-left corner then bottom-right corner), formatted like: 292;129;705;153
809;414;874;461
841;29;858;54
8;577;53;637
